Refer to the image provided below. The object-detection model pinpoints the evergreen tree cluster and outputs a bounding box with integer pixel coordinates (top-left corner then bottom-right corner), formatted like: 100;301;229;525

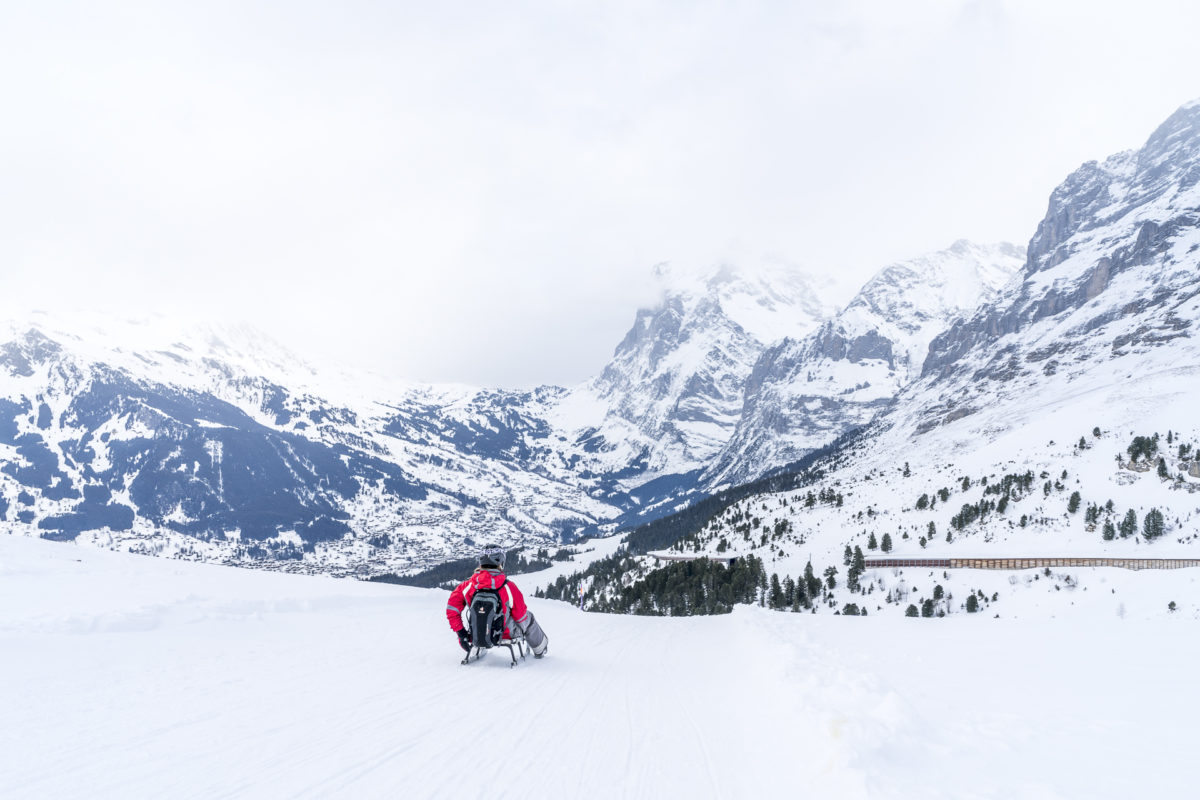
1079;496;1168;542
370;548;555;588
1126;434;1159;463
981;470;1035;499
950;498;997;530
550;554;839;617
595;555;770;616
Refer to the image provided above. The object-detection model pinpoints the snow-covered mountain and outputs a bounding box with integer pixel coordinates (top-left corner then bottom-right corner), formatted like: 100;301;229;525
558;261;837;483
0;260;843;574
561;99;1200;620
20;92;1198;582
705;241;1024;486
917;100;1200;422
0;315;621;575
0;238;1044;577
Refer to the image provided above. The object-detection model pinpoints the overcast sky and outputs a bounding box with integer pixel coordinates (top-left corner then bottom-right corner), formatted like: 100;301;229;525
2;1;1198;387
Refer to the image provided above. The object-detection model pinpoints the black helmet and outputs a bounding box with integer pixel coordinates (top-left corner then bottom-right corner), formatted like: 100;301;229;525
477;544;505;570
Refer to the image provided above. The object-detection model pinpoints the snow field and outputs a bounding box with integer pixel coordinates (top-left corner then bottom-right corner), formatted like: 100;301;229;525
656;355;1200;620
3;534;1198;799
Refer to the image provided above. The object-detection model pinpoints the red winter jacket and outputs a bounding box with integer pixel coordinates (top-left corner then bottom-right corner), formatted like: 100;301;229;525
446;568;529;638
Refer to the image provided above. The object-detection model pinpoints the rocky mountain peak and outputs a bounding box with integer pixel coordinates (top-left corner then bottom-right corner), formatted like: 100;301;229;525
581;260;837;476
914;99;1200;435
1027;100;1200;277
703;240;1022;487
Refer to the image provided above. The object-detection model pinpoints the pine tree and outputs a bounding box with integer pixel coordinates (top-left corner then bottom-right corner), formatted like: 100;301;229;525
847;564;861;593
927;521;936;539
1158;458;1169;479
843;545;853;566
853;546;865;573
903;462;911;477
867;532;878;550
1067;491;1081;513
966;594;979;613
1119;509;1138;538
1102;519;1116;541
804;561;821;602
905;604;919;617
881;533;893;553
921;599;935;618
961;476;971;491
769;573;784;609
824;566;838;590
1143;508;1165;540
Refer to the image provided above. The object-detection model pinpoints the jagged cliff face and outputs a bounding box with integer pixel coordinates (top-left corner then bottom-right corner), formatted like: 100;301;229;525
911;100;1200;436
564;263;837;481
705;242;1023;486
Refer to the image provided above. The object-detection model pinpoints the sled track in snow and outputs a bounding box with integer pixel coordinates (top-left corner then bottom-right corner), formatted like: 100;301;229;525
865;557;1200;571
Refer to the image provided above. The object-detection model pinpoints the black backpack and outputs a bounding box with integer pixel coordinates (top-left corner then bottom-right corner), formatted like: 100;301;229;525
469;578;508;648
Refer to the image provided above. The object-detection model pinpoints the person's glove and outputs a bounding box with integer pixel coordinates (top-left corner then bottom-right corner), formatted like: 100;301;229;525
457;628;472;652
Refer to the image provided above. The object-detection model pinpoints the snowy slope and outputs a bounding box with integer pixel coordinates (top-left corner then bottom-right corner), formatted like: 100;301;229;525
3;532;1198;799
706;241;1023;486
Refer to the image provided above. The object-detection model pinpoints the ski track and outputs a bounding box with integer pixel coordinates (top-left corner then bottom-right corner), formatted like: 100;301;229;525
2;535;1199;799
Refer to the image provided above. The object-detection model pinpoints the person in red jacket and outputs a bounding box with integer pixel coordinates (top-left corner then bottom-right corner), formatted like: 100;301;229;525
446;544;548;659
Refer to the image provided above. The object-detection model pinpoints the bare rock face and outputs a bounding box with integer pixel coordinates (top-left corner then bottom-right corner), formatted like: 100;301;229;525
573;262;837;479
906;100;1200;437
924;102;1200;384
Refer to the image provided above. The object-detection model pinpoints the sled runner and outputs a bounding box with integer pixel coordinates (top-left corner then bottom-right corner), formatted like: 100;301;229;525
460;634;528;667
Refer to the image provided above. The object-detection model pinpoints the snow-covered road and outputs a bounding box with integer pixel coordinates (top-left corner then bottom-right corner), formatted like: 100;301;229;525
2;535;1195;799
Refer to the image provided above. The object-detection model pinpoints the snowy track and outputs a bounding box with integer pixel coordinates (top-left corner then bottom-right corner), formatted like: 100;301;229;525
2;535;1197;799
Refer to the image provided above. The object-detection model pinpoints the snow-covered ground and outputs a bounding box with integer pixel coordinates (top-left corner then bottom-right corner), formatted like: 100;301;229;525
3;534;1196;799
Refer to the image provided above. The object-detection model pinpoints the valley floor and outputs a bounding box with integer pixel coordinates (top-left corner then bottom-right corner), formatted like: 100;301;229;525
1;534;1195;799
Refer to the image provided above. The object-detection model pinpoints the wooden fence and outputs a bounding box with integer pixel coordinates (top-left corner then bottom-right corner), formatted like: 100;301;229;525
864;557;1200;571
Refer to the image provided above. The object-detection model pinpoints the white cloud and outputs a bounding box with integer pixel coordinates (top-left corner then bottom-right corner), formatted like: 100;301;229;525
1;1;1198;387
